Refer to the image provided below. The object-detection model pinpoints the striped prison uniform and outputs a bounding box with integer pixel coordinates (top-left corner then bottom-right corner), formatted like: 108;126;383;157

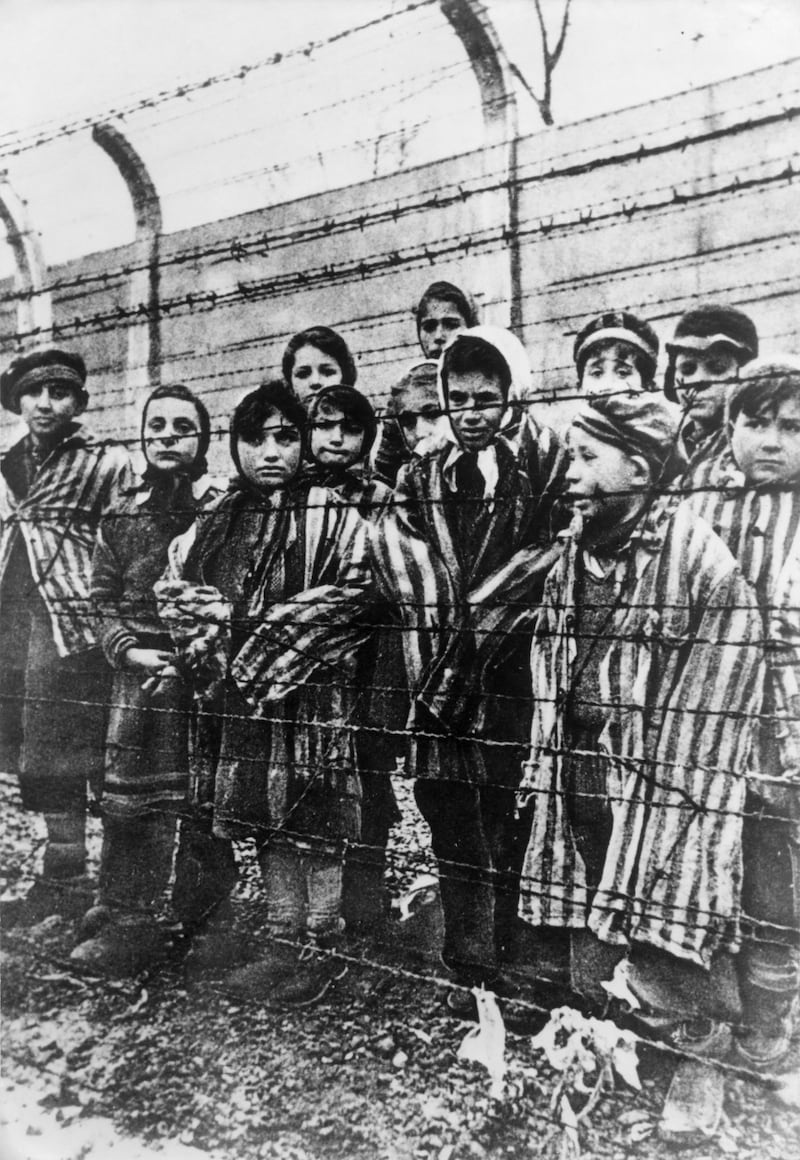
519;495;764;970
687;448;800;992
0;423;131;812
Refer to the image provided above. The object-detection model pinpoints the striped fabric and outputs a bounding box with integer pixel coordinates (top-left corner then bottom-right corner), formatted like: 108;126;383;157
687;448;800;780
519;497;764;968
0;426;132;656
226;485;371;706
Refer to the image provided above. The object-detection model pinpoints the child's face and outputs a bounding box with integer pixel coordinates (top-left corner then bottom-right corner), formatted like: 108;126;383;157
396;380;447;452
446;370;505;452
731;396;800;485
236;408;302;490
18;381;82;442
581;342;644;397
310;402;365;468
673;345;740;430
290;344;343;403
144;396;201;473
418;298;468;359
565;428;649;543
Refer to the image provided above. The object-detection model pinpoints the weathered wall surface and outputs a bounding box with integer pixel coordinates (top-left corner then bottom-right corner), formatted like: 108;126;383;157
1;59;797;461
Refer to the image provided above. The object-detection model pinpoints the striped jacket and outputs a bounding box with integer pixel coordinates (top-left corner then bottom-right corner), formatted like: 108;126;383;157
519;496;763;968
0;424;132;656
687;448;800;780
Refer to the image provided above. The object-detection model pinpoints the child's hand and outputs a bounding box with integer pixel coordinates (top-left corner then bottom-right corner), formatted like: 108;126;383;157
123;647;173;673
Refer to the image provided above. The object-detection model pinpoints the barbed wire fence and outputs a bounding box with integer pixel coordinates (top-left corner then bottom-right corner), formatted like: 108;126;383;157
1;6;799;1152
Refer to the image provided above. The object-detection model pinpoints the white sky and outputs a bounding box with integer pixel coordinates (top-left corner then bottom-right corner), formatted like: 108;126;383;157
0;0;798;273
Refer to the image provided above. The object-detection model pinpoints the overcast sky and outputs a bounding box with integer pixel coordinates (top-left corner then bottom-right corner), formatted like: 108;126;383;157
0;0;797;271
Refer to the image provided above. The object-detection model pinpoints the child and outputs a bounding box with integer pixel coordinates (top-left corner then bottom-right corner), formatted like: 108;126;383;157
415;280;478;361
517;393;762;1144
663;303;759;480
390;361;449;456
70;384;220;975
304;384;391;517
372;282;478;486
305;384;399;933
281;325;357;405
390;326;545;1012
0;349;131;926
159;381;368;1005
686;359;800;1069
573;310;660;397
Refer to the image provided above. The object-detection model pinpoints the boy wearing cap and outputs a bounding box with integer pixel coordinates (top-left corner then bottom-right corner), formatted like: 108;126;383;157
517;393;762;1144
664;303;759;480
686;358;800;1070
0;349;131;926
573;310;660;398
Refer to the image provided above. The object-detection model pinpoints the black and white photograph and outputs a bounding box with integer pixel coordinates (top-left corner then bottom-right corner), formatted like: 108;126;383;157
1;1;799;1157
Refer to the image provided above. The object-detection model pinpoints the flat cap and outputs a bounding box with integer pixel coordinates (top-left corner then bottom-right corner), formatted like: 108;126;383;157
666;303;758;361
1;348;88;414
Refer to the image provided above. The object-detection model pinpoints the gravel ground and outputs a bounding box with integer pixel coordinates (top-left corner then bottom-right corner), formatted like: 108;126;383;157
2;772;799;1160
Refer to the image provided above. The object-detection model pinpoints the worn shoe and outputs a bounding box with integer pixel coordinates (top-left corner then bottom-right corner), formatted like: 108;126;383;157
658;1059;725;1146
270;946;348;1007
735;990;795;1071
70;917;167;977
220;942;299;999
669;1017;732;1060
1;877;94;929
76;904;112;941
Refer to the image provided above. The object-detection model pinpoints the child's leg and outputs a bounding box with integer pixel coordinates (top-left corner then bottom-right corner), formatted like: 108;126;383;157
414;775;498;987
6;602;106;925
736;792;800;1068
221;836;306;997
269;841;347;1006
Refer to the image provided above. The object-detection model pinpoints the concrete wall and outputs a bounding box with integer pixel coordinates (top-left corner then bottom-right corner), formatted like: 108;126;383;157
1;59;798;463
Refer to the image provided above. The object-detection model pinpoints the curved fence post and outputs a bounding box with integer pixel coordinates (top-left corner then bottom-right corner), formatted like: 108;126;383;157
0;173;52;343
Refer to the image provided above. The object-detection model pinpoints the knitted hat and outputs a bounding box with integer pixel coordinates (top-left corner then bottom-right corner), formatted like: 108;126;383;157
571;393;683;482
664;304;758;402
1;348;88;414
573;311;660;380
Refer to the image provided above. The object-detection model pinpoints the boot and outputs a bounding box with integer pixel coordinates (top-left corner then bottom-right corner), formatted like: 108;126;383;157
172;815;238;935
183;898;251;981
70;914;167;977
270;940;348;1007
735;986;795;1071
658;1020;731;1146
1;875;94;928
219;936;299;999
2;811;91;928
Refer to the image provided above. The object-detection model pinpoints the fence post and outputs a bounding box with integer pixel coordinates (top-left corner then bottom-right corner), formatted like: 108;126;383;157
0;173;52;345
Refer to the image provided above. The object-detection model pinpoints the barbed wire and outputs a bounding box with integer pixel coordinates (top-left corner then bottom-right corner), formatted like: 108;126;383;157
0;0;440;159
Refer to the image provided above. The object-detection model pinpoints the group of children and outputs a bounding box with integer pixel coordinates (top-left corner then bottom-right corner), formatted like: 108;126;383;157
1;282;798;1145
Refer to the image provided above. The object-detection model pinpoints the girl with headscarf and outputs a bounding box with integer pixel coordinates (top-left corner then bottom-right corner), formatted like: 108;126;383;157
72;384;221;976
157;380;370;1006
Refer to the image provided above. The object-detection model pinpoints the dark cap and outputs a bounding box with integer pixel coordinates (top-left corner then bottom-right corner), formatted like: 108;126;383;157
573;311;660;380
663;304;758;402
667;304;758;358
1;348;88;415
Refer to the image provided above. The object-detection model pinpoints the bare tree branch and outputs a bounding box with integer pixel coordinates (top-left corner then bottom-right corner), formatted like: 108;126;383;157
549;0;572;69
518;0;572;126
